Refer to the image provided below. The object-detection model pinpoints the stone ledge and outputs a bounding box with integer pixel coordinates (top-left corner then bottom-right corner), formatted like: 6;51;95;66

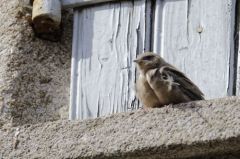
1;97;240;159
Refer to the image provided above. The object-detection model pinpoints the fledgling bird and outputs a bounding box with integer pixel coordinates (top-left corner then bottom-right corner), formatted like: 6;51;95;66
134;52;204;108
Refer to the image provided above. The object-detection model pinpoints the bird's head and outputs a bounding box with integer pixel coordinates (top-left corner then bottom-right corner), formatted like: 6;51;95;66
134;52;165;74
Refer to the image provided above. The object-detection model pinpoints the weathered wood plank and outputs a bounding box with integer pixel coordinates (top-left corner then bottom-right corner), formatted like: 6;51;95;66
236;0;240;95
61;0;121;9
70;1;147;120
32;0;62;41
153;0;236;99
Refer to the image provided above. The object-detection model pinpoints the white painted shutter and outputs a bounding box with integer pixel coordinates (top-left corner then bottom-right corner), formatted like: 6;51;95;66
70;1;148;120
70;0;236;120
153;0;236;99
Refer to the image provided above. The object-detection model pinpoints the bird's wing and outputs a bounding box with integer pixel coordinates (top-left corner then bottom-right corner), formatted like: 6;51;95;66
160;66;205;100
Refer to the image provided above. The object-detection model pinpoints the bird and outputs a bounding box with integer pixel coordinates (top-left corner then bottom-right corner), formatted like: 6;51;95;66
134;52;204;108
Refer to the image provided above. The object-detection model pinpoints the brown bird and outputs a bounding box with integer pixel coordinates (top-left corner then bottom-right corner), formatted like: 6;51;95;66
134;52;204;108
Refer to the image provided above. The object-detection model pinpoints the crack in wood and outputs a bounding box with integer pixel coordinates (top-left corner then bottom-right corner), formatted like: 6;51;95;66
116;3;121;39
232;0;239;95
144;0;153;52
186;0;191;44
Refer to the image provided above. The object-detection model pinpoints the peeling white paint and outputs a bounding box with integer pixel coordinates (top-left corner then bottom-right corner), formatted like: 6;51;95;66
153;0;236;99
70;0;236;120
70;1;147;120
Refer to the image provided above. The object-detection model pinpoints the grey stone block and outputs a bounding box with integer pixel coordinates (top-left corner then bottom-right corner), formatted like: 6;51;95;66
0;97;240;158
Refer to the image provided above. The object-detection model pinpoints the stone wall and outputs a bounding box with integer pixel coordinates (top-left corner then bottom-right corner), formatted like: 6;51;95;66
0;0;73;127
0;97;240;158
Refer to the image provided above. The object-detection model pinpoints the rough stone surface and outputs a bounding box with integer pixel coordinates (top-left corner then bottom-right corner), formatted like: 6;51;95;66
0;97;240;159
0;0;72;127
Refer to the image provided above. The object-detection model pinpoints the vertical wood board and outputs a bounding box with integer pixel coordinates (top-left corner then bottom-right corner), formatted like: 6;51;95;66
236;0;240;95
153;0;236;99
70;1;147;120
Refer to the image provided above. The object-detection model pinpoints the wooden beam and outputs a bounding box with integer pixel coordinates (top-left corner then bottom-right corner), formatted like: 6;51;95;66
61;0;121;9
32;0;62;41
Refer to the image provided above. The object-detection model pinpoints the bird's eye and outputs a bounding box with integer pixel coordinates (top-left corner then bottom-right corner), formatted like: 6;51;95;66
161;74;168;80
142;55;154;61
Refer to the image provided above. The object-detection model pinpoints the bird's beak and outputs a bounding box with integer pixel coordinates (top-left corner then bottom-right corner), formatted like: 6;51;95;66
134;59;140;63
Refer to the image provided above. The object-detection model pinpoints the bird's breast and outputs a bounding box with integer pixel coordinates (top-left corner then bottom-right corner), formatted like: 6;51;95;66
136;74;162;108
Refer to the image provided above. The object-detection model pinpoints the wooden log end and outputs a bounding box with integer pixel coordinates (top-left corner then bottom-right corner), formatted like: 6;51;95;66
32;0;62;41
32;15;62;41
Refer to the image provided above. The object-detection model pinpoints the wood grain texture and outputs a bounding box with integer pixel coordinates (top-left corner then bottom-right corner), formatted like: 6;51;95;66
153;0;236;99
70;1;147;120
